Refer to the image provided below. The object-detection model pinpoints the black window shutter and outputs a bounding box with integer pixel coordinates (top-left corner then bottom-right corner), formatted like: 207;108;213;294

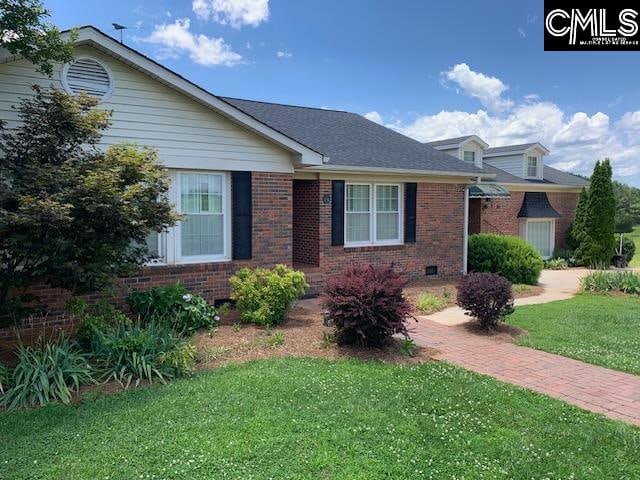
232;171;252;260
404;183;417;243
331;180;345;246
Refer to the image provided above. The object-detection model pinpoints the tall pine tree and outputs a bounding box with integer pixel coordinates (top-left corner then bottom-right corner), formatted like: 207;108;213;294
566;187;588;250
576;160;616;266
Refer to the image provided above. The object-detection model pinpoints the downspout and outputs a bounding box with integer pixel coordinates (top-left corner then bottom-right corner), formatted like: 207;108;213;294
462;186;469;275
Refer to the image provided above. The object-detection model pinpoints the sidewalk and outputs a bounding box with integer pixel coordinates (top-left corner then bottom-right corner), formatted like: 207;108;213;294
428;268;589;326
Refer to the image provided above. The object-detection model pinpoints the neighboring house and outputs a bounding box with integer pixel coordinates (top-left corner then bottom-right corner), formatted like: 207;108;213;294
426;137;588;258
0;25;491;325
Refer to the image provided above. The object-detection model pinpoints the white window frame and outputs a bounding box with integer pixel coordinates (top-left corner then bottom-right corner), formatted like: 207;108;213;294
463;150;476;164
145;230;167;265
344;182;403;247
525;155;540;179
174;171;231;264
521;218;555;259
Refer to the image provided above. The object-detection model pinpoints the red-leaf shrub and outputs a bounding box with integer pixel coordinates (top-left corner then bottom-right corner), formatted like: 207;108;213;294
322;264;413;347
456;273;514;329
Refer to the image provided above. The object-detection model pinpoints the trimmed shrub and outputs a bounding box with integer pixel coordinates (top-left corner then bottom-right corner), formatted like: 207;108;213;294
468;234;543;285
457;273;515;329
581;270;640;295
1;337;94;410
620;236;636;263
230;265;308;326
91;320;194;388
544;258;568;270
322;264;413;347
126;283;218;335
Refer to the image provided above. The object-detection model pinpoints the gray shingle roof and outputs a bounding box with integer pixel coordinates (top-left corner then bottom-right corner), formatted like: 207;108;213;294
485;143;539;155
425;136;474;147
220;97;485;175
481;163;588;187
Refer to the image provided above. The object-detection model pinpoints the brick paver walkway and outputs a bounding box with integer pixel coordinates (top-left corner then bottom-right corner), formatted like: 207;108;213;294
411;318;640;426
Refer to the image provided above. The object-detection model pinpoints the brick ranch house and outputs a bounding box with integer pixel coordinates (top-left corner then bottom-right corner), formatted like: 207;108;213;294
0;26;587;329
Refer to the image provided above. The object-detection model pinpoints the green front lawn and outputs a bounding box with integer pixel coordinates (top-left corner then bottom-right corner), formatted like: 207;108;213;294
629;226;640;267
1;358;639;479
508;294;640;375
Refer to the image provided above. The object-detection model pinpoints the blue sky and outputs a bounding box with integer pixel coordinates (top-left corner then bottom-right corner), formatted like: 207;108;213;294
48;0;640;186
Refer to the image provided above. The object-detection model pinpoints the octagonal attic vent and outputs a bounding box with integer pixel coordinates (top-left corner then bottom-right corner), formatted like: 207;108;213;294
61;57;113;101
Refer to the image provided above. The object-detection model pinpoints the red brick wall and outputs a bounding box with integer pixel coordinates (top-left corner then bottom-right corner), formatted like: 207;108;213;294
1;172;293;339
468;198;482;235
478;191;580;248
316;180;465;284
292;180;320;266
547;192;580;249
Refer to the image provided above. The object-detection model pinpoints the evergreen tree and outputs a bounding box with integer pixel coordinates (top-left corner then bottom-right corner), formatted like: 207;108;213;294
576;160;616;266
566;187;588;251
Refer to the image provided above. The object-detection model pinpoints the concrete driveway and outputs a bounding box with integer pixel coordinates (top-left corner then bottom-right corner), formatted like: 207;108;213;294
424;268;589;326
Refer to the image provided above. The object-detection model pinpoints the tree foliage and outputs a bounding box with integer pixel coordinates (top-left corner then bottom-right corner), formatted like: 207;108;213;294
613;180;640;228
566;187;588;251
575;160;616;266
0;0;75;76
0;87;178;324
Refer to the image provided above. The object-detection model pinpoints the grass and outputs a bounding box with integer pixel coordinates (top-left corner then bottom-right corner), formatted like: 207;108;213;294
1;358;640;479
508;294;640;375
629;226;640;268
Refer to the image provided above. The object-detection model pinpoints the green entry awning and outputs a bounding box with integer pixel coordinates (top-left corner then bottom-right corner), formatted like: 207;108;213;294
468;183;511;199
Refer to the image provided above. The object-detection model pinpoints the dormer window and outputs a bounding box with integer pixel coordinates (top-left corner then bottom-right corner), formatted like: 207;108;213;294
463;151;476;164
526;156;539;178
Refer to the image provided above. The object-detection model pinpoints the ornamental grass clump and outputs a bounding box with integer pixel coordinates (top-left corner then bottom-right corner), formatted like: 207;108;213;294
322;264;413;347
581;270;640;295
1;336;94;410
457;273;515;330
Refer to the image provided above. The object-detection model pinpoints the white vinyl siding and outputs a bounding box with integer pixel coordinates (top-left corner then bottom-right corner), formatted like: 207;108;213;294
0;45;294;173
345;183;402;246
482;154;524;177
523;219;555;259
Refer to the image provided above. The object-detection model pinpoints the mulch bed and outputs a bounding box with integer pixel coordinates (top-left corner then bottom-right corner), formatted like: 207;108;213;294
193;298;437;370
459;321;527;343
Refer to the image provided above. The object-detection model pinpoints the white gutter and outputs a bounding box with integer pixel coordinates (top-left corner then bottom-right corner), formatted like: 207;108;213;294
303;164;495;179
462;186;469;275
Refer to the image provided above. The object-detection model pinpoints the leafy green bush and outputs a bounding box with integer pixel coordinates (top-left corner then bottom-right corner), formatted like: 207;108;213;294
468;234;543;285
581;270;640;295
1;337;94;410
619;236;636;263
126;283;218;335
230;265;308;326
544;258;568;270
91;320;194;388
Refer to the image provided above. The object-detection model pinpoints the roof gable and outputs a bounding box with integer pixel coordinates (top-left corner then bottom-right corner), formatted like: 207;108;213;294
46;27;325;166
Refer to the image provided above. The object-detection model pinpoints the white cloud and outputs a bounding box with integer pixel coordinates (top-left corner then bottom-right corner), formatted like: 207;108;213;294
442;63;514;112
364;111;383;124
518;28;526;38
144;19;243;66
192;0;269;28
276;50;292;59
385;65;640;185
